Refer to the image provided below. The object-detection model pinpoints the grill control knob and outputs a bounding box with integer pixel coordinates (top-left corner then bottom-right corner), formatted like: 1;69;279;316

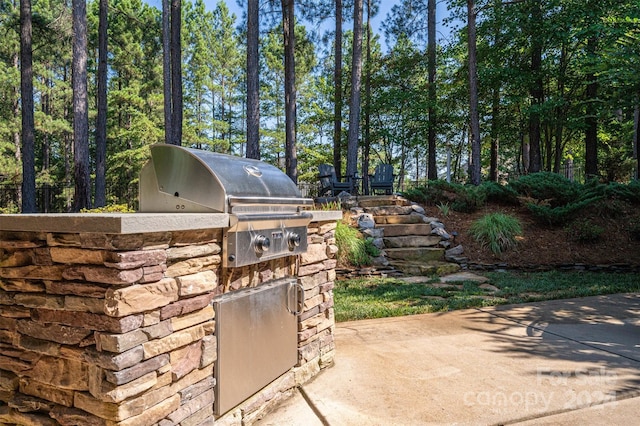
254;235;271;254
287;232;301;250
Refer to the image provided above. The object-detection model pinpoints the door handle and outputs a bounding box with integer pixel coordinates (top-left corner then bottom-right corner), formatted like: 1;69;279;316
287;282;305;316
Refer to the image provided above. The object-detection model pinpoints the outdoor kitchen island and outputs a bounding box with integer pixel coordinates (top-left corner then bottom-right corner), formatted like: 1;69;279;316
0;209;340;425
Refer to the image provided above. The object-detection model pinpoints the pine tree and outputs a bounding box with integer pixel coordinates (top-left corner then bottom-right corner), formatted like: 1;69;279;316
94;0;108;207
72;0;91;210
20;0;36;212
346;0;363;181
246;0;260;159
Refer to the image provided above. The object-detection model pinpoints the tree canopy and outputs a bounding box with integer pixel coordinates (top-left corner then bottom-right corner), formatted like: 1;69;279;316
1;0;639;212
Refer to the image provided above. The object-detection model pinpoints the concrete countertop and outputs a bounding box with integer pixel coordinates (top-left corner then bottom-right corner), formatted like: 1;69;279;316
0;211;342;234
306;210;343;222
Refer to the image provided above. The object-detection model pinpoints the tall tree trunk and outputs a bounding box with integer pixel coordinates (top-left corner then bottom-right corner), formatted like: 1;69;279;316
398;123;407;190
467;0;481;185
170;0;182;146
95;0;108;207
634;95;639;180
489;88;499;181
554;44;567;173
20;0;36;213
282;0;297;182
346;0;363;180
544;125;552;171
246;0;260;159
521;133;529;174
221;80;227;143
333;0;343;178
162;0;172;144
42;75;51;211
427;0;437;180
13;53;22;164
362;0;371;195
72;0;91;211
584;36;598;179
554;124;564;173
488;0;500;182
528;0;543;173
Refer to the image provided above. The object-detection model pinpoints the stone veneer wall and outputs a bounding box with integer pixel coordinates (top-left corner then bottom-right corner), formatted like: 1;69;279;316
0;213;338;426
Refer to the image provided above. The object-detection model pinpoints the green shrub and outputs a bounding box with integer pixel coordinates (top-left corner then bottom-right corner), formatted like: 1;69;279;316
584;180;640;205
403;180;487;212
591;198;627;219
335;221;373;267
0;202;19;214
409;180;453;205
508;172;579;206
565;219;604;242
469;213;522;255
401;188;428;204
451;184;486;213
481;181;520;205
525;197;599;225
516;174;640;225
81;204;134;213
628;180;640;202
629;219;640;241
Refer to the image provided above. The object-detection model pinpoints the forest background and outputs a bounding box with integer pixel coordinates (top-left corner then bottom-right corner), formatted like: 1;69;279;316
1;0;639;213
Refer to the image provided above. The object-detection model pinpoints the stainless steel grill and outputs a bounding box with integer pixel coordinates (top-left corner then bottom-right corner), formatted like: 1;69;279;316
140;144;311;416
139;144;314;267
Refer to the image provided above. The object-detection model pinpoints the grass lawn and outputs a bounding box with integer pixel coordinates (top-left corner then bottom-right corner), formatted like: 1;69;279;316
333;270;640;322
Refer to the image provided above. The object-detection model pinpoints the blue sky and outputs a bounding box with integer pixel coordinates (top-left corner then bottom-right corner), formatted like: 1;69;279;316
146;0;454;49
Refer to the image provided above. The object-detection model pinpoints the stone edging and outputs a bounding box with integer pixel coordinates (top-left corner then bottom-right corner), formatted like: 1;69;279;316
461;261;640;273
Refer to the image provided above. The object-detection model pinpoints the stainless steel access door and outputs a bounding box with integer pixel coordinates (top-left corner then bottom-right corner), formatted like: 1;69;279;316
213;278;300;416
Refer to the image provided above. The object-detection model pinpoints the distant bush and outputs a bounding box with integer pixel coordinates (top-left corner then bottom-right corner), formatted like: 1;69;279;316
403;175;640;228
481;181;519;205
579;179;640;205
508;172;579;207
526;197;598;226
469;213;522;255
401;187;428;204
565;219;604;242
450;184;486;213
591;198;627;219
410;180;456;205
405;180;487;212
629;219;640;241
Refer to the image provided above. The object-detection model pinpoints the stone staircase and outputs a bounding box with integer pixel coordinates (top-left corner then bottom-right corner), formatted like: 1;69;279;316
351;195;461;276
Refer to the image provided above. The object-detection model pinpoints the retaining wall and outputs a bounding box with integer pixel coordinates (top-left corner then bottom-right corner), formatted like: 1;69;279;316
0;212;340;425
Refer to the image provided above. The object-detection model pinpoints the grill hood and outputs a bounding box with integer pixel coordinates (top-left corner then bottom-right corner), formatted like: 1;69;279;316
139;144;312;213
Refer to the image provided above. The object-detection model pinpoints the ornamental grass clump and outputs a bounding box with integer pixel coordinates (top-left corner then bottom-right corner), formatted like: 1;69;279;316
335;220;378;267
469;213;522;255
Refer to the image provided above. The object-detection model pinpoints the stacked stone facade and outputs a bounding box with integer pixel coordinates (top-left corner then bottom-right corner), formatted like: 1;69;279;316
0;213;338;425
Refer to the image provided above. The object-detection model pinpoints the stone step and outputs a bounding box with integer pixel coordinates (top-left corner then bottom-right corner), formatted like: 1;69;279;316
388;260;461;276
385;247;445;262
374;214;424;225
439;272;490;284
356;195;411;208
378;224;433;237
363;205;414;216
383;235;442;248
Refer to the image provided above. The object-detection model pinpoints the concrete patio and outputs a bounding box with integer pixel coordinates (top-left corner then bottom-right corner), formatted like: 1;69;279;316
257;293;640;425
